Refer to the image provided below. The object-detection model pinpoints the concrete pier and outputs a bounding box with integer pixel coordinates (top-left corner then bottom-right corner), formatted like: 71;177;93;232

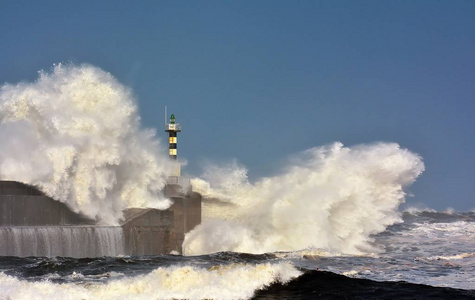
0;181;201;257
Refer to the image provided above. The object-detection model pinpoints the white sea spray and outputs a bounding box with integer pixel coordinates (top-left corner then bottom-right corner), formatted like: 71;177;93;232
185;142;424;255
0;64;176;224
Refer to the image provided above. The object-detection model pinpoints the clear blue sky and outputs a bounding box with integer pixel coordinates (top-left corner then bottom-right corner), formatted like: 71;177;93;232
1;1;474;210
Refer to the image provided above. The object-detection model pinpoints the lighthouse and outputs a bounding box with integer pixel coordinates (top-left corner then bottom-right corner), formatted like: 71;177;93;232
165;112;181;176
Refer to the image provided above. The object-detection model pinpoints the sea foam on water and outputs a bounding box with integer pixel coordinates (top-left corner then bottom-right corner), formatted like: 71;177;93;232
0;262;301;300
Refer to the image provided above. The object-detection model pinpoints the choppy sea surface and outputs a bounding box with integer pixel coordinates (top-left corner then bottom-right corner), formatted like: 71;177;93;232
0;210;474;300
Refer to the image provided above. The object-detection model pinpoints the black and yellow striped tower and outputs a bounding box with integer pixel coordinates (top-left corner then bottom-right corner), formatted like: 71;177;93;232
165;114;181;160
165;113;181;177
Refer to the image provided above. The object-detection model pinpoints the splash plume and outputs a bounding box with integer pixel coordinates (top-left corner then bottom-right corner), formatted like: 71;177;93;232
0;64;175;224
184;142;424;255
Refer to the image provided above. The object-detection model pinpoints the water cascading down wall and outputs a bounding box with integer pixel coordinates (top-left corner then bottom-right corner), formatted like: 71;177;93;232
0;181;201;257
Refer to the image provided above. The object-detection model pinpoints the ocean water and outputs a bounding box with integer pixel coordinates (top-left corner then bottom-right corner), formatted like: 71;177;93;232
0;210;474;300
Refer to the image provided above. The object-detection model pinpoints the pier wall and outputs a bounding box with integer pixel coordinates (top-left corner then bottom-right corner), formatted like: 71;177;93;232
0;181;201;257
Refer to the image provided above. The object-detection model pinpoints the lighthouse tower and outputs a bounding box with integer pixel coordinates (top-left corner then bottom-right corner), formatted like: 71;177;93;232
165;113;181;176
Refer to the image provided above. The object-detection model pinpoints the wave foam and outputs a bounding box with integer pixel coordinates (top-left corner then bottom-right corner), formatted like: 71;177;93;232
426;253;475;261
410;221;475;236
402;206;437;215
185;142;424;255
0;64;175;224
0;262;301;300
